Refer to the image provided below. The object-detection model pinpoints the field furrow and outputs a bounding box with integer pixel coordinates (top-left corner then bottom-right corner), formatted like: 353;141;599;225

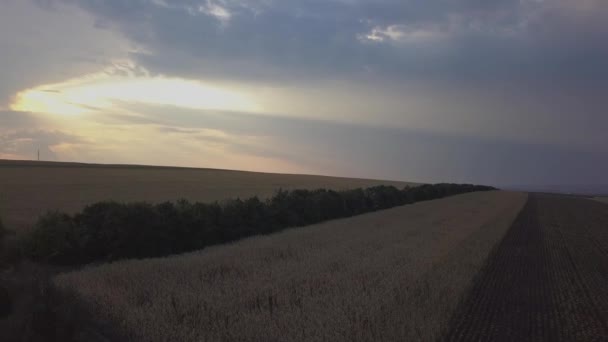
444;194;608;341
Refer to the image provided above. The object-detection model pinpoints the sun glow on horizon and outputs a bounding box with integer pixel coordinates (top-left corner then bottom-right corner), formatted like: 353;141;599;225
10;67;262;116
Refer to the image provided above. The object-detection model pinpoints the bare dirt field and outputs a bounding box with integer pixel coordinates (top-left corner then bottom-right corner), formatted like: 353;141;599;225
54;191;526;342
444;194;608;341
0;160;414;233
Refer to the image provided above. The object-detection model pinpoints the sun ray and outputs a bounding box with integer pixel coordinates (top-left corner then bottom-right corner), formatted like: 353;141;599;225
10;67;261;115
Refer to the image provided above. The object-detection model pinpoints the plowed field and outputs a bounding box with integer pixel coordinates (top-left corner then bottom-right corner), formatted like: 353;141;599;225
444;194;608;341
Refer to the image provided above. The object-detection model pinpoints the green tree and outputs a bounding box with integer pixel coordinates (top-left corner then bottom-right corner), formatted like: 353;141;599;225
24;212;79;264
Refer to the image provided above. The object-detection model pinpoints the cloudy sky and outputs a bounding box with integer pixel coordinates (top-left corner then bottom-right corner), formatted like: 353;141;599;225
1;0;607;186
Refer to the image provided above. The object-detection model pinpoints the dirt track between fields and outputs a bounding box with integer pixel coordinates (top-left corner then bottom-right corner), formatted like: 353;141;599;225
444;194;608;341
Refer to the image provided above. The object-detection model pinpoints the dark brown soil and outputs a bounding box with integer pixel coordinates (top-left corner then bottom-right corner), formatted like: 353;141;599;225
444;194;608;341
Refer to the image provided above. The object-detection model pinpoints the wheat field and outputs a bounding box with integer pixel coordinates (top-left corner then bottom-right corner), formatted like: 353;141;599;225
55;191;526;342
593;197;608;205
0;160;414;233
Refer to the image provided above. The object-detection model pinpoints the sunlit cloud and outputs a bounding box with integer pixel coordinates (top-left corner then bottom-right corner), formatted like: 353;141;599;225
196;0;232;24
10;63;261;116
358;24;448;43
2;0;608;185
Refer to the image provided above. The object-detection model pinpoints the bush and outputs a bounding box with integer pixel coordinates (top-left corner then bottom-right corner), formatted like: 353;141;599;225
0;218;6;242
0;217;14;246
0;284;10;318
22;183;496;265
0;218;21;268
24;212;79;264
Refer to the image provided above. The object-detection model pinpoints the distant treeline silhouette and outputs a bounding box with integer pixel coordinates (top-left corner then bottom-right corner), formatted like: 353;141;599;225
22;183;495;265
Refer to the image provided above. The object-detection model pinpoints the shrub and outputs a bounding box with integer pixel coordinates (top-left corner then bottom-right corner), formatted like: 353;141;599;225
341;188;369;216
0;284;10;318
0;218;6;242
0;217;21;267
23;183;496;265
24;211;79;264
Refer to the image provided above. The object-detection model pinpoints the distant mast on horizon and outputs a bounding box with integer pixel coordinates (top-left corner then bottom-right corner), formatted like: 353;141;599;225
37;149;40;161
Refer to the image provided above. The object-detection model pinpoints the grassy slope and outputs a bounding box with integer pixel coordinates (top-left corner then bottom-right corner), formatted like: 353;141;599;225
0;160;414;233
55;191;527;342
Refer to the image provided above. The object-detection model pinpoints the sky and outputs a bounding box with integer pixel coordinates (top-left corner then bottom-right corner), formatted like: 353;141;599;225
1;0;607;187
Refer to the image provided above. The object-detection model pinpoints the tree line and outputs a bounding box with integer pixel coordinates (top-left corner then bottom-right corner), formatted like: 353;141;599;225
20;183;495;265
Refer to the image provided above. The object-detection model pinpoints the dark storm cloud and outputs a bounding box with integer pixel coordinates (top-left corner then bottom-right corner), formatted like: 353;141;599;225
7;0;606;186
44;0;608;85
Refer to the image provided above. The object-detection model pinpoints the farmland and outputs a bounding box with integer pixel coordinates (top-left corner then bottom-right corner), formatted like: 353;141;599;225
594;197;608;205
444;194;608;341
4;160;608;342
54;191;526;342
0;160;413;233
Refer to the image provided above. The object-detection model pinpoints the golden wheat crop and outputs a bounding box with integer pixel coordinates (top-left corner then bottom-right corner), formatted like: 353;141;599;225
55;191;526;342
0;160;414;233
